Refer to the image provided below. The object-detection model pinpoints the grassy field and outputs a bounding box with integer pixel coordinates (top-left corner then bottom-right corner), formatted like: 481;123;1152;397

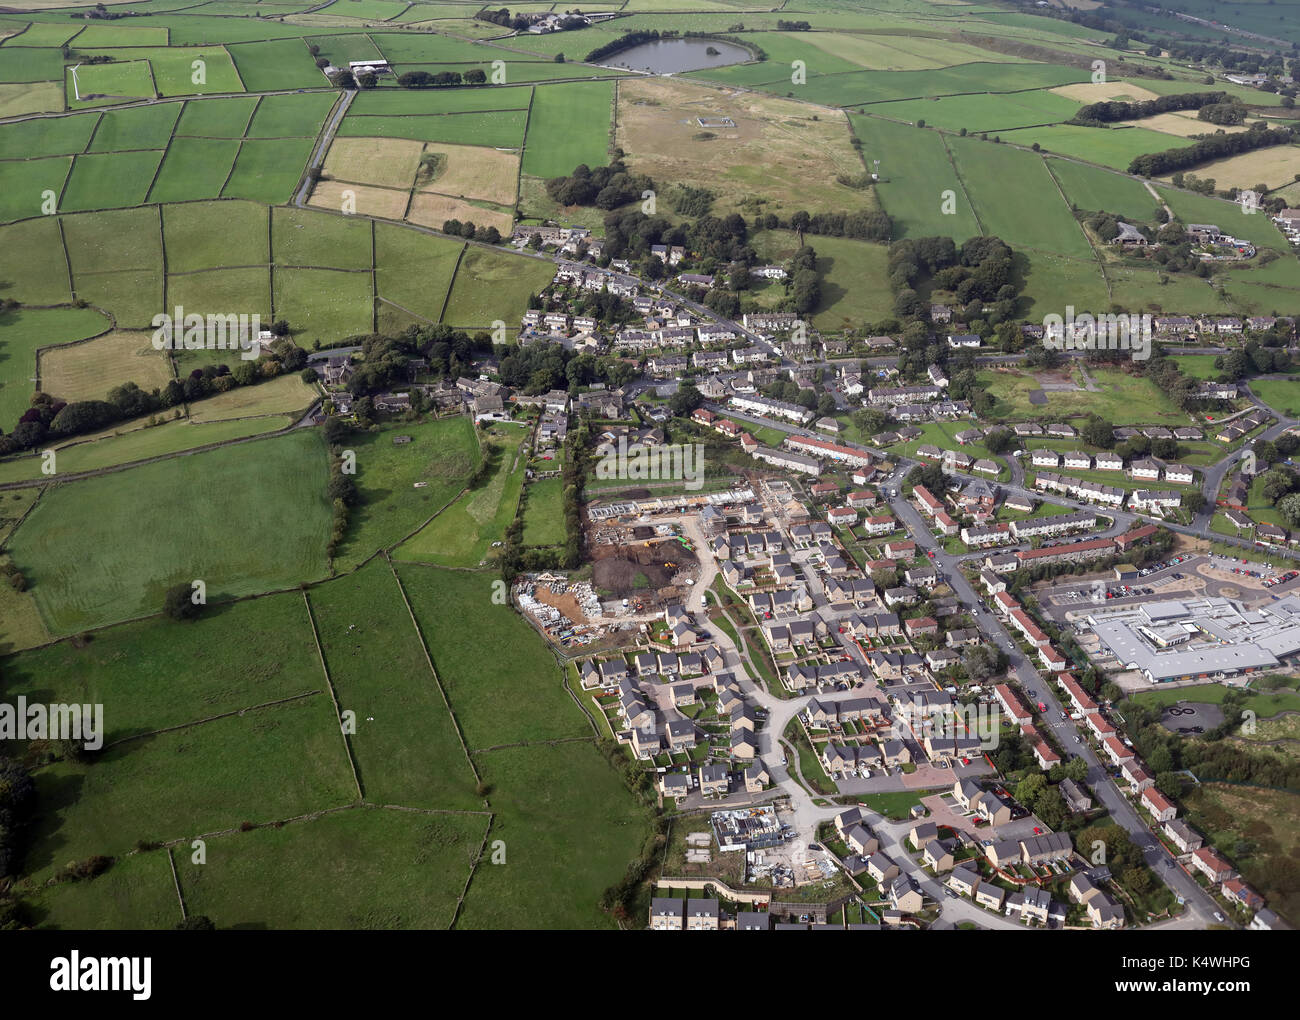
337;110;527;147
977;365;1188;424
617;75;866;220
1245;376;1300;418
60;149;166;212
0;590;325;738
0;305;110;428
0;412;295;488
331;416;481;570
521;80;612;179
273;266;374;341
187;373;318;422
25;850;182;930
1048;156;1160;221
373;222;462;323
521;475;566;547
272;204;372;270
221;136;316;203
18;695;355;883
441;246;555;329
397;564;593;749
948;136;1092;258
162;199;268;272
147;136;241;203
455;740;646;929
848;114;981;241
307;560;483;811
39;329;171;405
7;429;332;634
1182;781;1300;924
394;423;526;567
173;806;487;929
753;229;893;330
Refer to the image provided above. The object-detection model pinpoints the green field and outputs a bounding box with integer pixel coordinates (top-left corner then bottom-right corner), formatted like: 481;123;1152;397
978;365;1188;424
999;123;1180;172
0;415;292;487
307;560;483;810
245;90;336;138
394;423;526;567
441;246;556;328
174;95;258;137
1048;156;1161;221
61;149;166;212
0;155;71;222
337;110;528;147
147;136;241;202
332;416;481;569
221;136;315;203
7;429;332;634
397;564;591;749
521;475;565;547
162;199;268;272
273;266;374;342
1246;376;1300;418
173;806;487;929
87;102;181;152
18;695;354;882
0;305;111;428
273;204;372;270
373;222;462;323
849;115;982;241
521;81;613;179
948;136;1092;258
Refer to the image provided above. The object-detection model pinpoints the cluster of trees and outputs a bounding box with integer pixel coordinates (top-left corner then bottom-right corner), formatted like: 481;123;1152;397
1215;342;1294;380
441;218;502;244
887;234;1021;328
341;324;492;396
1071;91;1228;125
396;69;488;88
0;755;35;880
496;340;639;396
164;583;204;622
1198;101;1248;126
325;442;358;560
1129;124;1296;177
0;346;307;457
1125;694;1300;793
758;378;839;419
544;160;655;210
585;29;663;63
603;205;751;267
751;207;892;242
776;19;811;31
498;423;587;578
672;184;714;218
